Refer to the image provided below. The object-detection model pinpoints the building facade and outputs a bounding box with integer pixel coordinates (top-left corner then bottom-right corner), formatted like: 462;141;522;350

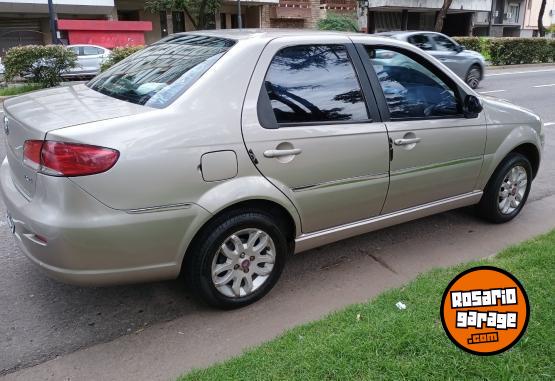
358;0;493;36
356;0;553;37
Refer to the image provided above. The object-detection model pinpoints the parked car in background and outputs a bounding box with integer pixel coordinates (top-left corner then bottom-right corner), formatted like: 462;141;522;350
376;31;486;89
64;44;111;78
1;31;543;309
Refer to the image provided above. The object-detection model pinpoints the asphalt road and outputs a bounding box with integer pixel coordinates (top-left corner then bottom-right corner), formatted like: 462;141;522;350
1;66;555;377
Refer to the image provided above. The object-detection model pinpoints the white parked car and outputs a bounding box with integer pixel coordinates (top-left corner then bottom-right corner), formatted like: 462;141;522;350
64;44;111;78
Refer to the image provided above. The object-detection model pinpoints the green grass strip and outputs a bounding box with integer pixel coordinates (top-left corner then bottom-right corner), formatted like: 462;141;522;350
0;83;43;97
180;230;555;380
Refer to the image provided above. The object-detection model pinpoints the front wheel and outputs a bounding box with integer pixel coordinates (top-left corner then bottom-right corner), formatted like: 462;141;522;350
465;65;482;89
184;210;289;309
477;153;532;223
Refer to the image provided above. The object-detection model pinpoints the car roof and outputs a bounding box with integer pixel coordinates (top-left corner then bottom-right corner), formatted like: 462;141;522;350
375;31;444;38
171;28;381;42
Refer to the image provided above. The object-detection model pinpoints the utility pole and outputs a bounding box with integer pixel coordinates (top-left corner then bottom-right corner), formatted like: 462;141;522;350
237;0;242;29
47;0;58;44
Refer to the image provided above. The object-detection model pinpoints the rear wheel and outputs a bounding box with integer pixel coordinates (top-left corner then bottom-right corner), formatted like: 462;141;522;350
477;153;532;223
465;65;482;89
184;209;289;309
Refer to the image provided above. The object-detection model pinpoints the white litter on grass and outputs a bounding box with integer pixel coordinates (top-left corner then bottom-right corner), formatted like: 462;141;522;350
396;301;407;310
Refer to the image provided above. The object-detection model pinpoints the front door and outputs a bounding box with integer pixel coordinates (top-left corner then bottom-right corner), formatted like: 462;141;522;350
241;37;390;233
353;41;486;213
427;33;467;78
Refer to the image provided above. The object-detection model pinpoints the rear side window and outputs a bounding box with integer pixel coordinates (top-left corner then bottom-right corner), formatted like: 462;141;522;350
407;34;433;51
263;45;368;125
364;47;461;120
88;35;235;108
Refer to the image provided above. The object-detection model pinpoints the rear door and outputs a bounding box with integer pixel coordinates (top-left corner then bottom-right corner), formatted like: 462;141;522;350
241;37;390;233
353;40;486;213
79;46;105;74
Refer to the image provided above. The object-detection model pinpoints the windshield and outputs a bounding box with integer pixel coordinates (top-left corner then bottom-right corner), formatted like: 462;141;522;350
87;35;235;108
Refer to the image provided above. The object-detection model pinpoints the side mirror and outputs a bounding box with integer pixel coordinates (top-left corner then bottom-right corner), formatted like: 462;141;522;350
464;95;483;118
455;45;464;53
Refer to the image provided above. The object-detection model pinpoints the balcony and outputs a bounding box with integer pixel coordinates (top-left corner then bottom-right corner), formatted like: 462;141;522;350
320;0;356;10
270;0;311;19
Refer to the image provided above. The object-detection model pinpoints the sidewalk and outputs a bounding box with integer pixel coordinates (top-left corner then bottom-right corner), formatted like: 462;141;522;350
486;62;555;71
4;194;555;381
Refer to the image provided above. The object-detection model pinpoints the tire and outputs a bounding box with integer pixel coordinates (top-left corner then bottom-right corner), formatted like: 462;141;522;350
477;153;532;224
465;65;482;89
184;209;290;309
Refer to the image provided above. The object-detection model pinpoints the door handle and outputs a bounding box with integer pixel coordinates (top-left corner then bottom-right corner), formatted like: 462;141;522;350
394;137;422;146
263;148;302;158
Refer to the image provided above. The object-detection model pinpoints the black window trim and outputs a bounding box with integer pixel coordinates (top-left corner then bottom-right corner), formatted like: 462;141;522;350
256;43;382;129
354;43;469;123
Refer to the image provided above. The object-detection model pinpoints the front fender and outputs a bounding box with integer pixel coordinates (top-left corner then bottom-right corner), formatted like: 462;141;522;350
476;124;542;190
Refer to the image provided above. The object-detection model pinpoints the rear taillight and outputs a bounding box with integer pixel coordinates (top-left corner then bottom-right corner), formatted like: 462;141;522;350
23;140;119;177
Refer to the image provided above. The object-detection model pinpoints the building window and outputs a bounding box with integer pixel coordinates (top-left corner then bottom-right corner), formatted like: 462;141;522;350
118;10;140;21
173;11;186;33
231;14;245;29
220;13;227;29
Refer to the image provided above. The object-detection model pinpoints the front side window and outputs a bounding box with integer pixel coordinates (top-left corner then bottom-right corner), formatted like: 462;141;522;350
264;45;368;125
431;34;458;51
407;34;433;51
365;47;460;120
88;35;235;108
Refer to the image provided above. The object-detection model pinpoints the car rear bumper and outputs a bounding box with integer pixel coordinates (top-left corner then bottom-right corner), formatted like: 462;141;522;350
0;157;210;286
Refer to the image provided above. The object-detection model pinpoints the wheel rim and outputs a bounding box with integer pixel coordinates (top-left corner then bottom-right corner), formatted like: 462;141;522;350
498;165;528;215
467;68;480;89
211;228;276;298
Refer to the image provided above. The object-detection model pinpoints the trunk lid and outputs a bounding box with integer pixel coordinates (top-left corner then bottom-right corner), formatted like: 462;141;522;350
3;84;148;198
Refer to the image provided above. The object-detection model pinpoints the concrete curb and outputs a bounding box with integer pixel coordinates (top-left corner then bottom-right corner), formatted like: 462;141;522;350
487;62;555;71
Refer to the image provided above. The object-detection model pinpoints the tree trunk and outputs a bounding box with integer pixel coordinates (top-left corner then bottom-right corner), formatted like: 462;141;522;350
434;0;454;32
538;0;547;37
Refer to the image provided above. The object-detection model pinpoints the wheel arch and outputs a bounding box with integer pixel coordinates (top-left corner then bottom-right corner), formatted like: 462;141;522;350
477;138;542;191
174;176;302;271
179;198;298;275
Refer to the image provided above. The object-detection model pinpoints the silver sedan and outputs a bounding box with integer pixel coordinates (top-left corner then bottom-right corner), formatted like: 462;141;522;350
0;30;544;309
376;31;486;89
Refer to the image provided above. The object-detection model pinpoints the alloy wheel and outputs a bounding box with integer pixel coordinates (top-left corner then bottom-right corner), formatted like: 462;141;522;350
498;165;528;215
466;67;481;89
211;228;276;298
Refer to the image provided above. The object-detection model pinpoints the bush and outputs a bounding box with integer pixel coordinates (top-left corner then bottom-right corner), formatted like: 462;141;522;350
453;37;555;66
317;13;358;32
488;38;554;65
100;45;144;72
452;36;481;53
3;45;77;88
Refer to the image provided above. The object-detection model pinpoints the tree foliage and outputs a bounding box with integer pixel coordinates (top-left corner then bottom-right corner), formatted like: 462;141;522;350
317;14;358;32
145;0;222;30
3;45;77;87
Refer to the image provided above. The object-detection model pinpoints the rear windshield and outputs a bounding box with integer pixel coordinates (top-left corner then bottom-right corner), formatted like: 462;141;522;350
87;35;235;108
